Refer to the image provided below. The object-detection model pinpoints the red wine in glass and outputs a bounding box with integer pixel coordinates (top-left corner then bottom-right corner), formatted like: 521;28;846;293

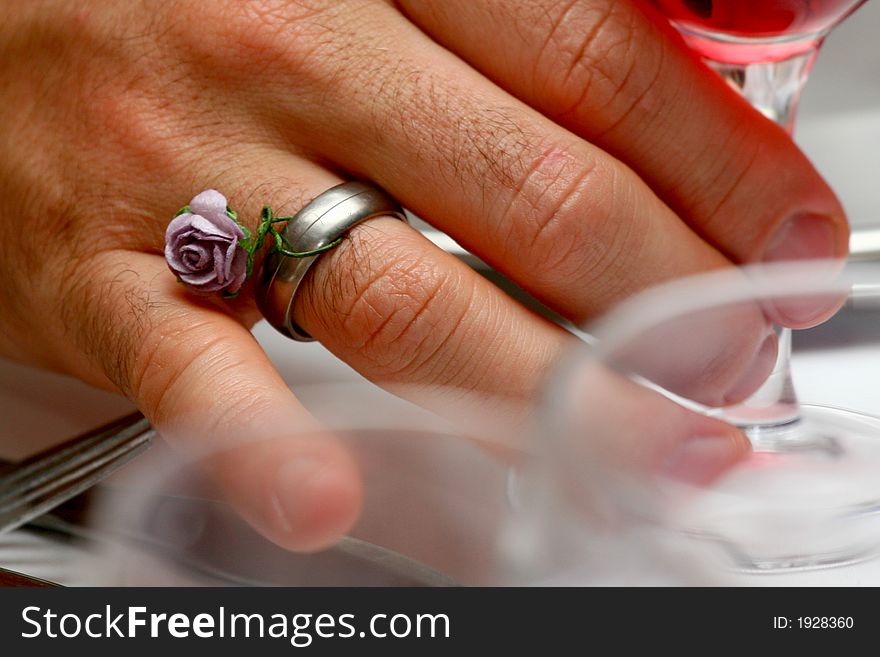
651;0;867;62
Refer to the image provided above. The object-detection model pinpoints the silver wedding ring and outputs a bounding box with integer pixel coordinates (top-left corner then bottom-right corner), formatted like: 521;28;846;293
257;181;408;341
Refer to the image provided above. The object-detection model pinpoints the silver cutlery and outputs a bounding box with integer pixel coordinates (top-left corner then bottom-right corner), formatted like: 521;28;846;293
0;412;154;535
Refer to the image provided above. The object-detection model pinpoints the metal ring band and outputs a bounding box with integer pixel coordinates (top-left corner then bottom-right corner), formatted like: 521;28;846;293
256;181;408;341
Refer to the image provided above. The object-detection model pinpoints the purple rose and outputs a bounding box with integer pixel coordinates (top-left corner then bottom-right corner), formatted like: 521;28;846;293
165;190;248;295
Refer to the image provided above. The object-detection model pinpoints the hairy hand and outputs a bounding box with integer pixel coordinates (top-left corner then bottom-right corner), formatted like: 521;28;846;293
0;0;847;549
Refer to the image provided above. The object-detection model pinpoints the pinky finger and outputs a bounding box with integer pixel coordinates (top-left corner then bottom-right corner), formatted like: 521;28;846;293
57;250;362;552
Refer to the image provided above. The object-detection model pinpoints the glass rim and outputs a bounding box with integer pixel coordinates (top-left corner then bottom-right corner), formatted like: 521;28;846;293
581;258;867;353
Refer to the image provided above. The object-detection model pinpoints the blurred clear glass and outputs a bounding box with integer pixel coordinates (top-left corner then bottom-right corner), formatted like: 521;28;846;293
70;261;880;586
505;259;880;585
72;384;516;586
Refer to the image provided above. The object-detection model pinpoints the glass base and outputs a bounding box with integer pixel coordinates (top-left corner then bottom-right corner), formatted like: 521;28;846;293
671;404;880;574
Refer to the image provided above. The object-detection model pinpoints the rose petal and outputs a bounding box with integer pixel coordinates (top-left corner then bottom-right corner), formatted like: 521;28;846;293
165;240;192;274
190;189;228;223
226;248;248;294
223;239;239;279
165;193;251;295
179;268;222;287
214;244;229;285
166;225;208;275
180;244;209;270
188;214;241;240
182;282;223;295
168;230;196;257
167;212;232;242
165;213;196;243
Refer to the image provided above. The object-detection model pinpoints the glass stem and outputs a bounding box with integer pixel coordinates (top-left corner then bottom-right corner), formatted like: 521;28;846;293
705;49;821;440
705;49;819;133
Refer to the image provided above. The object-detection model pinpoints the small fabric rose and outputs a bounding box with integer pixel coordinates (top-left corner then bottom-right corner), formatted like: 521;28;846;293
165;190;248;296
165;189;345;298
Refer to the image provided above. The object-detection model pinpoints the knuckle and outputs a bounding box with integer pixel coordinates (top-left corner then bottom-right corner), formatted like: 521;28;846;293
0;211;75;365
127;316;195;418
128;311;238;427
500;146;632;303
454;105;536;193
543;1;666;131
88;279;274;438
681;132;766;235
168;0;350;83
545;1;628;91
79;98;185;206
364;55;538;197
52;251;233;428
303;226;469;381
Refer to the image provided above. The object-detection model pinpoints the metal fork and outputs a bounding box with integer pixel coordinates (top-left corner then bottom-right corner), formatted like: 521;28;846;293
0;412;154;535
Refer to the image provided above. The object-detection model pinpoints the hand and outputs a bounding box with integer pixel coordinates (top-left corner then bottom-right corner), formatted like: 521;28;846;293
0;0;847;550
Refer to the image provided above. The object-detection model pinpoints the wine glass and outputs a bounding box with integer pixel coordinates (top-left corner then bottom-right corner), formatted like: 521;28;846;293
506;260;880;584
648;3;868;440
619;0;880;571
650;2;866;123
648;0;866;428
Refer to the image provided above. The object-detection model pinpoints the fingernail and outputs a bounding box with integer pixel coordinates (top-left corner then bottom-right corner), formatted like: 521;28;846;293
762;213;841;263
723;333;777;405
663;435;743;486
761;213;846;325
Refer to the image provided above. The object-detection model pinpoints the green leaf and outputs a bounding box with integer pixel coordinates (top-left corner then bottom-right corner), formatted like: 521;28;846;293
173;205;191;218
